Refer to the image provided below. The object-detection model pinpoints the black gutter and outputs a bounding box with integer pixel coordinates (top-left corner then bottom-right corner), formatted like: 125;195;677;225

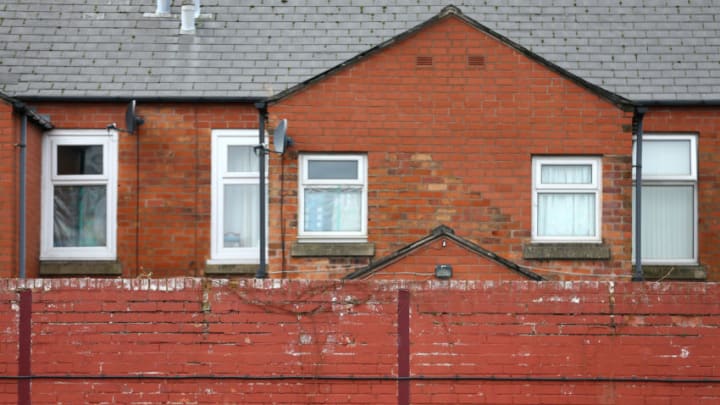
633;99;720;107
0;92;54;129
2;374;718;384
16;96;263;104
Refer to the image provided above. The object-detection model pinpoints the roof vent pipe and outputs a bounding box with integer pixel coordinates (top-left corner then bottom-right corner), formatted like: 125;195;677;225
155;0;171;15
180;5;195;34
194;0;201;18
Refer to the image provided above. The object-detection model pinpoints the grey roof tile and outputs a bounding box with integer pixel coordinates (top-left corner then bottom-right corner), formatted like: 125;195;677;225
1;0;719;101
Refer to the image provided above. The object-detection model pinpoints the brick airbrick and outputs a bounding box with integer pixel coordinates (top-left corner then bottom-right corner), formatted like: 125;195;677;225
468;54;485;67
415;56;433;67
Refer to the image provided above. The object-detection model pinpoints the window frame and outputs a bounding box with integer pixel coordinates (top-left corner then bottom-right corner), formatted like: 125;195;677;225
209;129;266;264
633;134;698;265
298;154;368;242
40;129;118;260
531;156;602;243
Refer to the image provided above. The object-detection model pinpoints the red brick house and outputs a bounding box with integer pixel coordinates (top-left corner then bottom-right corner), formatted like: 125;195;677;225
0;2;718;281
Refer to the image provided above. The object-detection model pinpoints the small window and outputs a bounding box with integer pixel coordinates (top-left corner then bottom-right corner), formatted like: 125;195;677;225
209;130;265;264
532;157;601;242
41;130;118;260
299;154;367;242
633;134;697;264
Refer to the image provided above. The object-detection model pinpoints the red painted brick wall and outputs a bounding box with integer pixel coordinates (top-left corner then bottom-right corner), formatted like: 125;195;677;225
1;279;719;404
28;102;258;277
269;15;634;279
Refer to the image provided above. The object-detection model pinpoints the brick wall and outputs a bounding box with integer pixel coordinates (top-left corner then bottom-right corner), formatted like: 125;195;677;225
269;15;634;279
5;15;717;281
644;108;720;281
27;102;258;277
24;119;43;278
365;237;530;280
1;279;719;404
0;103;44;278
0;102;17;276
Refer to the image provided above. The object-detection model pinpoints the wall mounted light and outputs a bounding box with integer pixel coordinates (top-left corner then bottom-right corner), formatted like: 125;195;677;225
435;264;453;280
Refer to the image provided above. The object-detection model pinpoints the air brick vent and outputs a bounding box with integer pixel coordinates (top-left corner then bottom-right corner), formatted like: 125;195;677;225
468;55;486;67
415;56;433;67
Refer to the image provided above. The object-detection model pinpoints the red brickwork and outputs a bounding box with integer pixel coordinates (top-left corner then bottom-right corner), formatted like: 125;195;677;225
26;102;258;277
24;120;43;278
1;15;717;281
643;108;720;281
0;103;44;278
0;102;17;276
1;280;719;404
269;15;635;279
363;238;529;280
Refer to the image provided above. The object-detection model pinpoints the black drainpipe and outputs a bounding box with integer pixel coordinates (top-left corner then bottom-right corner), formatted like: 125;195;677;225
18;113;27;279
632;106;648;281
255;102;268;279
8;98;52;279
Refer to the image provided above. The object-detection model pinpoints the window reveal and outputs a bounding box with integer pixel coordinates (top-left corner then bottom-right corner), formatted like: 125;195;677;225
299;154;367;241
532;157;601;243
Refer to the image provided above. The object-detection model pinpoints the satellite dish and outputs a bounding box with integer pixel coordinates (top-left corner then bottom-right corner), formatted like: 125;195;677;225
272;118;292;154
125;100;144;134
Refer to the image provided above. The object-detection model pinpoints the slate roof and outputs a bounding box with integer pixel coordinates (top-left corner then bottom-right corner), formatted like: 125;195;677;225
1;0;719;102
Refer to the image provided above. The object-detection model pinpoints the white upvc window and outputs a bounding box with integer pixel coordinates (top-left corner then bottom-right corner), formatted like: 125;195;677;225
299;154;367;242
41;130;118;260
209;130;265;263
633;134;697;264
532;156;602;243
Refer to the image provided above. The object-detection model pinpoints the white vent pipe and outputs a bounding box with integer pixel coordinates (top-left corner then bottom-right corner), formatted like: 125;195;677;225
155;0;171;15
180;5;195;33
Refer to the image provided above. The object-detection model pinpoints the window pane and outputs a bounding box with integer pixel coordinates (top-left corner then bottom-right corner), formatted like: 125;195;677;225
57;145;103;175
540;165;592;184
537;193;595;237
227;145;258;172
304;187;362;232
53;185;107;247
308;160;358;180
223;184;259;248
642;140;691;176
640;185;694;260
